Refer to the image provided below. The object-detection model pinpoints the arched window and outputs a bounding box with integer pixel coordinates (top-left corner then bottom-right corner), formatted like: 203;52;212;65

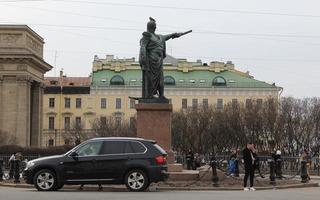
110;75;125;85
212;76;226;86
164;76;175;85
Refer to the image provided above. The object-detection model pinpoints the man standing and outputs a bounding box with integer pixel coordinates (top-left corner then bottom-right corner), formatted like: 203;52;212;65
14;151;23;183
242;142;255;191
186;149;194;170
139;17;184;100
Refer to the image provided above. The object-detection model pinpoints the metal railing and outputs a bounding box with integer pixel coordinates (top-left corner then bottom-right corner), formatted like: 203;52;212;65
174;154;320;175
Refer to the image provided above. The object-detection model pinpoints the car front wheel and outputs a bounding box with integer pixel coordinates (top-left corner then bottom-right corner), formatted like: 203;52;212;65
33;169;57;191
125;169;149;192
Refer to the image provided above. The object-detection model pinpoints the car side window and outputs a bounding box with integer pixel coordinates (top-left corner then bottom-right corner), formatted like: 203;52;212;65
100;141;126;155
76;141;103;156
130;141;146;153
124;142;134;153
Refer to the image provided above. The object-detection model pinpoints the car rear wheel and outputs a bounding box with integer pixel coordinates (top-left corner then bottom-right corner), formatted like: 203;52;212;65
125;169;149;192
33;169;57;191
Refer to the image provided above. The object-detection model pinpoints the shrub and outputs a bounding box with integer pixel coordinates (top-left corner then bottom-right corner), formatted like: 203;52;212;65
0;145;74;156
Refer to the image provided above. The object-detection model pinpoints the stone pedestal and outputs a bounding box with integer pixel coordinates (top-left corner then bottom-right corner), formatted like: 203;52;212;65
136;103;174;163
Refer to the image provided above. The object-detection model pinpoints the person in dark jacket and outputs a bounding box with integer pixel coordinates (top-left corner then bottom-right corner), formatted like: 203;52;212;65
186;150;194;170
242;142;255;191
252;145;264;178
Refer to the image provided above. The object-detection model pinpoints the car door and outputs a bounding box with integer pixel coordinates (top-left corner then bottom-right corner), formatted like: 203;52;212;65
63;141;103;182
94;140;130;181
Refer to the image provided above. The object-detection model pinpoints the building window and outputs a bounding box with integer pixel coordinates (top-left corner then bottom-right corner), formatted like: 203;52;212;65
76;98;81;108
116;98;121;109
48;138;54;147
64;117;70;130
164;76;175;85
203;99;208;109
101;98;107;109
49;117;55;130
50;80;58;85
75;117;81;128
129;117;135;129
192;99;198;109
100;116;107;125
232;99;238;108
64;138;70;145
246;99;252;109
130;99;135;109
213;76;226;86
182;98;187;109
115;116;122;126
65;98;71;108
49;98;55;108
110;75;125;85
217;99;223;109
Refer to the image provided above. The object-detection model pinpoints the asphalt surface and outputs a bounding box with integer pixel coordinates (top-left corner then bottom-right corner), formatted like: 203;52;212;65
0;187;320;200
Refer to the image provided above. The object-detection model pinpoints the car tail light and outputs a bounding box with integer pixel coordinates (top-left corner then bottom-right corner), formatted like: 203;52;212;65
155;155;167;165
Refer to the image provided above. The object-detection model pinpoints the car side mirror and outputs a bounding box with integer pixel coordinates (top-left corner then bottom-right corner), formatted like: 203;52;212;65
70;151;78;159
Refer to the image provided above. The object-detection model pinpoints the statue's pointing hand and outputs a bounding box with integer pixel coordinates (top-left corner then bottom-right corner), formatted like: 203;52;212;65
172;32;183;39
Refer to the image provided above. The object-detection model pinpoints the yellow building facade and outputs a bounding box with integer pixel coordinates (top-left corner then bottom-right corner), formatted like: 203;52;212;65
42;55;282;146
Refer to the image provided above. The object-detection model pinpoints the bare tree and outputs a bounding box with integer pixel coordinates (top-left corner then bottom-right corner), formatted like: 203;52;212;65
64;119;86;145
90;116;136;138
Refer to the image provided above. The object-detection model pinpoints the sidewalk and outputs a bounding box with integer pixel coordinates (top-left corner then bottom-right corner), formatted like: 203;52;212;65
0;181;318;191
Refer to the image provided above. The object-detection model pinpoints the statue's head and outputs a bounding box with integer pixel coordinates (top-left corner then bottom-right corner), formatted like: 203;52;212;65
147;17;156;33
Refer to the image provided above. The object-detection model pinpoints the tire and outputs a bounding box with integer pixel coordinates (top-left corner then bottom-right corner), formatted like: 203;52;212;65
53;183;64;191
33;169;57;191
124;169;149;192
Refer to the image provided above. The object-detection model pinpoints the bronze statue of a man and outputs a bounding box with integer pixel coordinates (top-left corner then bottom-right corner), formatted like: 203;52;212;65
139;17;190;102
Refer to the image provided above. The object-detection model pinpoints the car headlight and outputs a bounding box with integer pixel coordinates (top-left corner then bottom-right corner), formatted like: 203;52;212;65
25;161;35;170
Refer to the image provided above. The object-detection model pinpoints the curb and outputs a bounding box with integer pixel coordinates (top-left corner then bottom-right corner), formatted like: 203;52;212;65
0;182;318;191
155;183;319;191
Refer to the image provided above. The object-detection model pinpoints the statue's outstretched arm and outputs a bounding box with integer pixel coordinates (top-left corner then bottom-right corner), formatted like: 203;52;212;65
163;30;192;41
163;32;184;41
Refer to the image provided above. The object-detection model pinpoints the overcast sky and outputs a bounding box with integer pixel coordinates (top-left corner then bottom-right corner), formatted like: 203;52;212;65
0;0;319;97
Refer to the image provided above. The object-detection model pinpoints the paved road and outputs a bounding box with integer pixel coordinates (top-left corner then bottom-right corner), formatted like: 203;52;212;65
0;187;319;200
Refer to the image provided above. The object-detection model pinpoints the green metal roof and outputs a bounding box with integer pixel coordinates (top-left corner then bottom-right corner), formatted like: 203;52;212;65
91;68;277;89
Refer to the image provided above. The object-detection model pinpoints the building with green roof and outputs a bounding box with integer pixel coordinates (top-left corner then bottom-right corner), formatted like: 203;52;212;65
42;54;282;146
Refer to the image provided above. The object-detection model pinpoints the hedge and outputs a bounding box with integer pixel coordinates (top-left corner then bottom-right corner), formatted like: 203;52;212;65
0;145;74;156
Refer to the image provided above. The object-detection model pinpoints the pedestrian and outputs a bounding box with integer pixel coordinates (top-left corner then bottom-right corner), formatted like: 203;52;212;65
0;157;3;181
300;149;311;180
272;150;282;178
252;145;264;178
8;152;16;179
186;149;194;170
242;142;256;191
228;150;238;176
193;153;201;170
14;151;23;183
312;151;319;170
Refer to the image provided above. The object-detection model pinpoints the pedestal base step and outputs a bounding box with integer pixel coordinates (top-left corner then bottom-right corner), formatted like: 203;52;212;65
168;170;199;181
168;164;183;172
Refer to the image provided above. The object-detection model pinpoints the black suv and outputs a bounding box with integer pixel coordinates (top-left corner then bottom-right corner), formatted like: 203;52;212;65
23;137;168;192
